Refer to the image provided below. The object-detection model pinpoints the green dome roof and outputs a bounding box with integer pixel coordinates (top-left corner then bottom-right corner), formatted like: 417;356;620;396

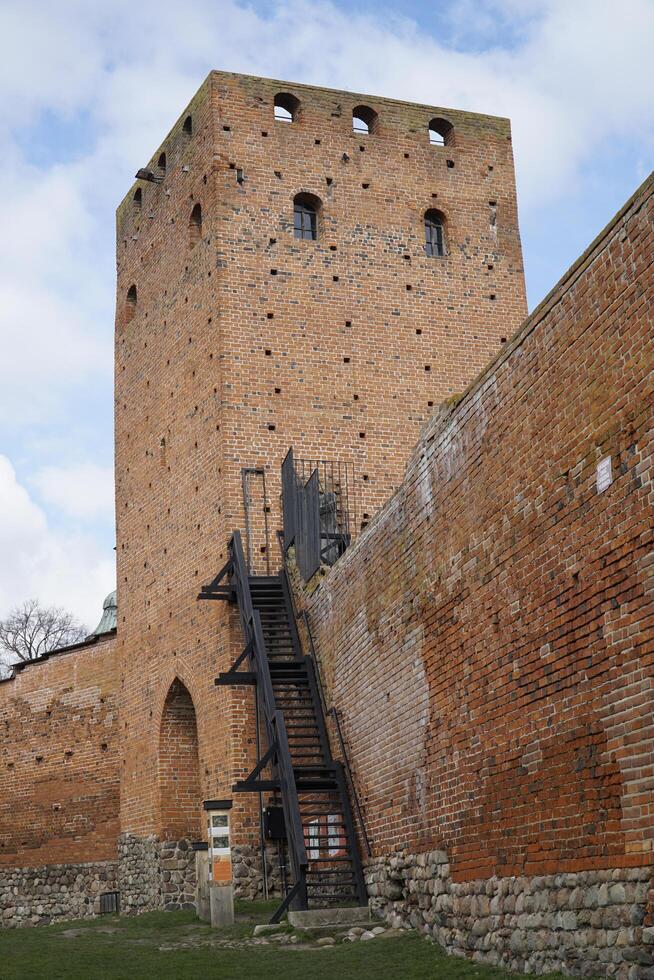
88;590;117;638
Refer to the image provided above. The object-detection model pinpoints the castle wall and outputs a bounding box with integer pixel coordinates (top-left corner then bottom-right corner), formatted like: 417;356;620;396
113;70;527;862
0;635;120;926
301;174;654;976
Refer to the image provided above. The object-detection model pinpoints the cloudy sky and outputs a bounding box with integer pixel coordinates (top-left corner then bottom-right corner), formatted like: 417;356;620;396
0;0;652;629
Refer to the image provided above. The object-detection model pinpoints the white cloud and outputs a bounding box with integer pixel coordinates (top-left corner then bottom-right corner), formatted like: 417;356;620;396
31;463;114;521
0;455;114;627
0;0;651;630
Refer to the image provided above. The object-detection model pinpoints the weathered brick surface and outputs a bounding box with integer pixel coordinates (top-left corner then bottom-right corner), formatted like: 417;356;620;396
303;173;653;936
9;78;650;969
113;70;527;853
0;635;119;869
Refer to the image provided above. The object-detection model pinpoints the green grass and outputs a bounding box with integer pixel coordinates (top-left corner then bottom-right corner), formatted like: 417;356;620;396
0;904;580;980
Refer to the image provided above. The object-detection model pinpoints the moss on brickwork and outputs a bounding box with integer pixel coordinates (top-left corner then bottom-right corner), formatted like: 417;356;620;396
303;175;654;970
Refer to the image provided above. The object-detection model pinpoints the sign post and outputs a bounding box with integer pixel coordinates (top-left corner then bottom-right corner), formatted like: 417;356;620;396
203;799;234;927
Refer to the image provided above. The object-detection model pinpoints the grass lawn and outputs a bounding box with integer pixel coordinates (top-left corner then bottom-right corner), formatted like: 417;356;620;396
0;901;583;980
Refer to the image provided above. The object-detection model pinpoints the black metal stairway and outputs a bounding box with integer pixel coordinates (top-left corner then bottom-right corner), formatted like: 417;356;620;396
199;530;367;922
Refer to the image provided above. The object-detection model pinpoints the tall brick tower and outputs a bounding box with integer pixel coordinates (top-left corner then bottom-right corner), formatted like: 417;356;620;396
114;70;527;907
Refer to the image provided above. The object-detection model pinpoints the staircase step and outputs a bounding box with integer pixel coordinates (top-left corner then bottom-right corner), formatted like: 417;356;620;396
225;553;367;914
287;907;370;930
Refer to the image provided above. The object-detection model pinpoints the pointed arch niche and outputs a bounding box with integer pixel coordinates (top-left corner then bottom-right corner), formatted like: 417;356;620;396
158;679;202;841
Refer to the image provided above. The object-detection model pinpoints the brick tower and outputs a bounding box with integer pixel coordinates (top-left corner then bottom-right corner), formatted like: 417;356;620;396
114;70;527;906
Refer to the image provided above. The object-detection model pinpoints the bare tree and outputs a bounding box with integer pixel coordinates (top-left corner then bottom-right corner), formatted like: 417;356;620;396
0;599;87;670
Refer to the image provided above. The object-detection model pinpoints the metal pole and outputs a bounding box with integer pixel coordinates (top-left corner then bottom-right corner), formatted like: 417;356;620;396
254;683;269;900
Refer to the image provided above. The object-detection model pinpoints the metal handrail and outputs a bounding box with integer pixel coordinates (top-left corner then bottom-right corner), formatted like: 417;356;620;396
301;607;372;857
229;532;308;899
274;531;372;860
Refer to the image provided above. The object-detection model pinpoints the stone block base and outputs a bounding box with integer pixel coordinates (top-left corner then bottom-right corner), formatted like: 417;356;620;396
1;836;289;928
232;843;285;900
0;860;118;928
117;833;196;913
366;850;654;979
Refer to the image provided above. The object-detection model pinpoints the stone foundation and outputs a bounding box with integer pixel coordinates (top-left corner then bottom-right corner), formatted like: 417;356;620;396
1;836;288;928
232;843;285;900
0;859;118;928
117;833;196;913
366;851;654;979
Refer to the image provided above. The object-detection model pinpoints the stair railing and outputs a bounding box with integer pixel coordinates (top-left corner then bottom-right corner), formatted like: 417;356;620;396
274;531;372;860
228;530;309;914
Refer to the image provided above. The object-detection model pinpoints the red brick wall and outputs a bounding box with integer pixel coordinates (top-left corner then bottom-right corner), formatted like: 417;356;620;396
303;174;654;884
158;679;202;840
114;70;527;845
0;636;120;867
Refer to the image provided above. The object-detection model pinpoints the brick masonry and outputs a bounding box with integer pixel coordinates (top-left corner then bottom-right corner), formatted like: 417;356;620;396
113;69;527;870
300;173;654;976
2;69;651;976
0;634;120;926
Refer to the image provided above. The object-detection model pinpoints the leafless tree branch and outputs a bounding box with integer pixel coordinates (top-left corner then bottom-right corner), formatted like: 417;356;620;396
0;599;87;665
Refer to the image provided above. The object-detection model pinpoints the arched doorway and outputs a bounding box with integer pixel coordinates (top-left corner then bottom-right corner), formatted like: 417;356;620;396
158;679;202;841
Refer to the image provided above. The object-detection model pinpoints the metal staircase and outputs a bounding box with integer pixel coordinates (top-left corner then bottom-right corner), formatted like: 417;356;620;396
199;530;367;922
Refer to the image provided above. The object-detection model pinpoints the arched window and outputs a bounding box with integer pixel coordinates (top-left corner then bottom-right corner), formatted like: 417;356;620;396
158;679;201;840
428;117;453;147
274;93;300;123
125;284;137;324
133;187;142;211
293;193;321;241
189;203;202;248
157;151;166;176
424;210;446;257
183;115;192;139
352;105;378;135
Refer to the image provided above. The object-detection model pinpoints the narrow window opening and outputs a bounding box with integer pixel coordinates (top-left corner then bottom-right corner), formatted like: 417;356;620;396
125;285;137;324
352;105;378;135
293;193;321;241
428;117;453;147
183;115;192;139
274;93;300;123
157;152;166;176
189;203;202;248
133;188;142;212
424;209;447;258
